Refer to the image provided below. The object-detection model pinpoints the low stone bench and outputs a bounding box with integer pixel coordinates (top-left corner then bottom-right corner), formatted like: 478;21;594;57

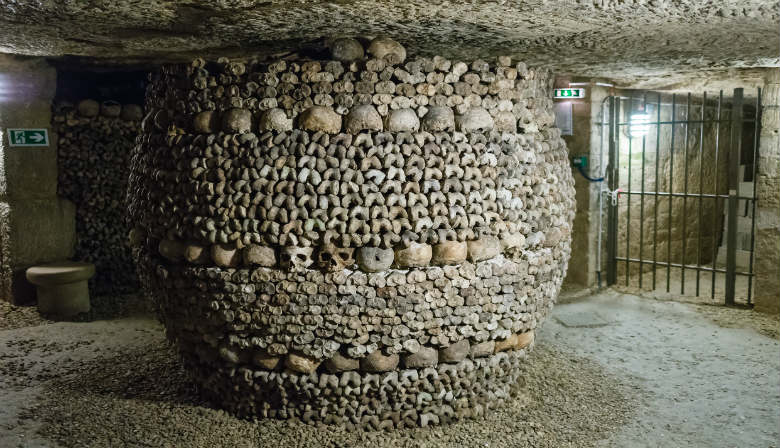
26;261;95;316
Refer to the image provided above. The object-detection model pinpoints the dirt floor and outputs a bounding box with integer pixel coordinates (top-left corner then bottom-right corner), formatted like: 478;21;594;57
0;289;778;448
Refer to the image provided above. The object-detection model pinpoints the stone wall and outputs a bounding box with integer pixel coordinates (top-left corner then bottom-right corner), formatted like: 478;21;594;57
0;54;76;304
560;82;611;288
754;70;780;314
53;99;143;295
127;37;575;427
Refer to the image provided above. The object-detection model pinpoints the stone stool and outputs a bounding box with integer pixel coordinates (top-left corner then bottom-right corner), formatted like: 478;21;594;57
26;261;95;316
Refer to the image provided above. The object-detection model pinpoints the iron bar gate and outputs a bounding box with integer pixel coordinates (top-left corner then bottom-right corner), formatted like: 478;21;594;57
605;88;762;305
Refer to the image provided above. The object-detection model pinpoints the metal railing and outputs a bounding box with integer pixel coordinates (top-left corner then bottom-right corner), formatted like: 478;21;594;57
605;88;761;305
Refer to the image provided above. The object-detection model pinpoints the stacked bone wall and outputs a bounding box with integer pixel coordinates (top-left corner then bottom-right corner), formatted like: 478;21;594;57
127;37;575;428
54;100;143;295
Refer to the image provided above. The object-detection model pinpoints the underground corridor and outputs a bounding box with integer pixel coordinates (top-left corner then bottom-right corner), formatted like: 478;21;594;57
0;1;778;447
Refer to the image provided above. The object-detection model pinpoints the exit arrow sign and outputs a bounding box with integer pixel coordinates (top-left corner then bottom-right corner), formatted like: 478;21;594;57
7;128;50;147
554;88;586;99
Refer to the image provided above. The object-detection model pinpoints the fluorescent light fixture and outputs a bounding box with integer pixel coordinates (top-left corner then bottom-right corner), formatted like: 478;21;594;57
629;113;650;137
568;82;613;87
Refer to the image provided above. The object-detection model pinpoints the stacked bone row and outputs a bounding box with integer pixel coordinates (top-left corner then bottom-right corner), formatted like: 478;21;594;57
128;36;575;428
140;253;549;426
129;38;569;254
135;126;571;269
54;99;143;295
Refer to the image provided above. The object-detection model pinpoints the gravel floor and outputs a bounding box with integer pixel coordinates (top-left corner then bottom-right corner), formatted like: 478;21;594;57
1;289;777;447
0;293;151;331
1;313;634;447
0;301;51;331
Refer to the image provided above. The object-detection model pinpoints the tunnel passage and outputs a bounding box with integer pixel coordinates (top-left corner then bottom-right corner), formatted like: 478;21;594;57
127;37;575;428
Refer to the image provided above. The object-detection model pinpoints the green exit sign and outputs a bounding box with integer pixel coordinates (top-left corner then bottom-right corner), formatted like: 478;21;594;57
7;128;49;147
554;88;586;99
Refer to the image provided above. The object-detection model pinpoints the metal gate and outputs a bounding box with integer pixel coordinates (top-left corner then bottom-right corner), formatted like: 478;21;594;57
604;88;762;305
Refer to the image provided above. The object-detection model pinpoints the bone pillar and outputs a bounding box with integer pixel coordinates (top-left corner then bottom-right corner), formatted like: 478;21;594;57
127;37;576;427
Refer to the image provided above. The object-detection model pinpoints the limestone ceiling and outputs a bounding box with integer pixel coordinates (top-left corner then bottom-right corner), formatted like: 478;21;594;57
0;0;777;88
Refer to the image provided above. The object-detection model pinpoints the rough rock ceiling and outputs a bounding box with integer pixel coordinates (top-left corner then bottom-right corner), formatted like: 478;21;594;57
0;0;778;88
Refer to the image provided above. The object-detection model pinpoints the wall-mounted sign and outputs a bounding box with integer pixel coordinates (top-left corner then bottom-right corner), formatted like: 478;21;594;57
553;88;586;99
7;128;49;147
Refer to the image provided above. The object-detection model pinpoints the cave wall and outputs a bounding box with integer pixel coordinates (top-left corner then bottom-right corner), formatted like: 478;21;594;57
559;82;611;288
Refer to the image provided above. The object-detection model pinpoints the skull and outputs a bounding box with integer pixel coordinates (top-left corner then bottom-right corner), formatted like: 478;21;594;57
329;37;365;61
316;245;355;272
344;105;383;134
279;246;314;271
367;37;407;63
259;108;292;132
298;106;342;134
422;106;455;132
493;111;517;132
384;108;420;132
455;107;494;133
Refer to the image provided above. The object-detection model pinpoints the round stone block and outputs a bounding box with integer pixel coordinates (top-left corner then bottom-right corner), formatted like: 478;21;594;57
26;261;95;316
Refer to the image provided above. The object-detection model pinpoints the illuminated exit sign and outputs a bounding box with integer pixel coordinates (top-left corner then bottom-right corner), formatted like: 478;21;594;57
7;128;49;147
554;88;586;99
